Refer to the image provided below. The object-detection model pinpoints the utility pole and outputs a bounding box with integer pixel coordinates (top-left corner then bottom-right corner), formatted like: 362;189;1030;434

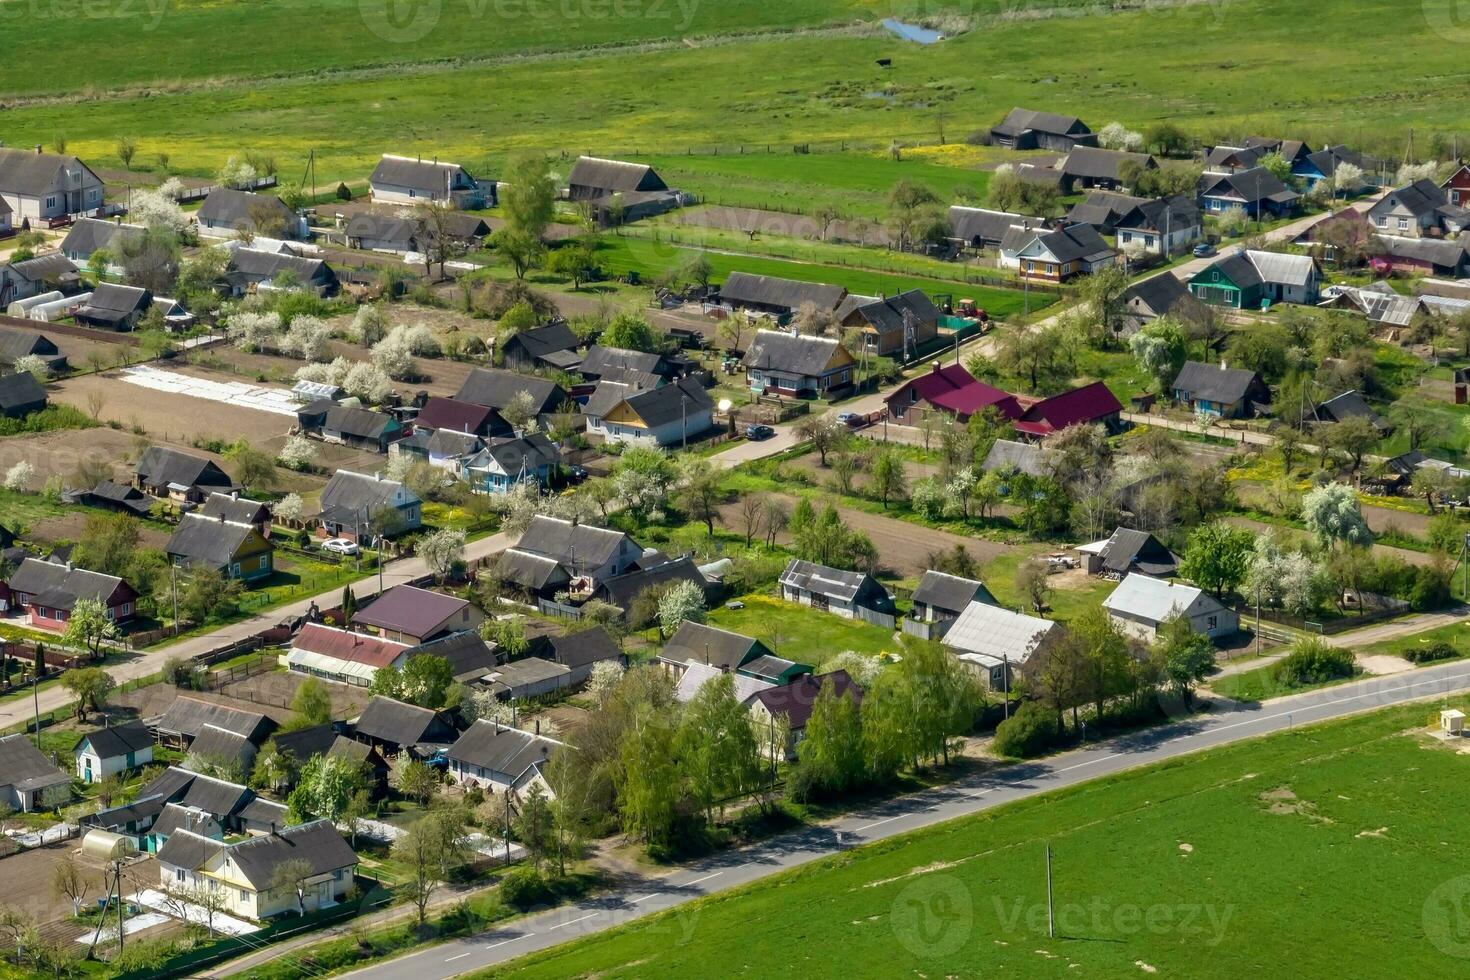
170;560;179;636
1045;843;1055;939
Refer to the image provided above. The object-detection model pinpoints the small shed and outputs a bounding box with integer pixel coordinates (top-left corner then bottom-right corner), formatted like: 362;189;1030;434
1441;708;1466;735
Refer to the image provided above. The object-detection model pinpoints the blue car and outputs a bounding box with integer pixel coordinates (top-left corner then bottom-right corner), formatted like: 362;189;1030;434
1192;242;1218;258
745;424;775;440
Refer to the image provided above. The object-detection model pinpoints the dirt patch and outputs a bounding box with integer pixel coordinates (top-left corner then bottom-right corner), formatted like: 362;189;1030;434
672;204;896;248
50;370;294;450
186;334;481;400
0;426;140;486
115;674;369;727
1258;785;1329;821
1357;653;1412;676
29;512;172;550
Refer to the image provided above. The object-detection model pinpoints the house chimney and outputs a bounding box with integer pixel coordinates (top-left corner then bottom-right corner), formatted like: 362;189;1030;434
931;360;942;374
218;511;226;523
231;490;239;500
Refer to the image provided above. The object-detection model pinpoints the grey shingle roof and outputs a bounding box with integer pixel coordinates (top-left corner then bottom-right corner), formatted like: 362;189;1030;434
502;322;579;361
75;720;153;759
1171;360;1264;405
1122;273;1190;319
198;492;270;526
619;376;714;428
220;819;358;889
742;329;847;378
370;156;474;196
345;212;418;248
354;696;453;748
6;556;131;612
197;189;295;231
841;289;939;335
455;368;566;415
544;626;621;670
0;325;60;362
464;434;562;476
579;345;667;379
1201;167;1299;206
943;601;1057;665
0;371;46;413
154;696;273;742
981;439;1053;477
61;218;144;258
0;733;69;794
324;403;396;440
662;621;768;671
319;470;418;517
911;571;996;614
0;148;100;196
155;828;225;871
6;253;77;286
568;156;667;195
186;724;257;768
514;515;633;569
227;248;332;284
1103;573;1224;624
992;108;1088;139
166;513;262;568
409;629;498;682
77;283;149;323
446;720;564;778
137;446;234;493
594;556;705;611
1061;147;1155;182
720;271;846;313
1097;528;1178;577
947;206;1033;245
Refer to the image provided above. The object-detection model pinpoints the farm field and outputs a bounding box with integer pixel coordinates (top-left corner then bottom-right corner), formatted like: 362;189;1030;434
480;700;1470;978
5;0;1469;191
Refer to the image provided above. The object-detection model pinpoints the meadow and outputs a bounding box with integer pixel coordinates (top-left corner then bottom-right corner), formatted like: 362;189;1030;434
480;700;1470;978
9;0;1470;197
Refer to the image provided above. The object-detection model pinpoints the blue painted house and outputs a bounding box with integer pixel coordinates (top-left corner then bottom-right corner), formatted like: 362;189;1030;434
1198;167;1300;219
1292;145;1363;190
1170;360;1271;419
462;434;562;494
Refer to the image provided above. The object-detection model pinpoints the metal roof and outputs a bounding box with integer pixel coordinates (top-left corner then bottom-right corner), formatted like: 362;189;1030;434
943;601;1057;664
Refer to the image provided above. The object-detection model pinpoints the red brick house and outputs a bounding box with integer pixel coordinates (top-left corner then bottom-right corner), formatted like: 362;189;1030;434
883;362;1021;424
4;557;138;631
1444;164;1470;208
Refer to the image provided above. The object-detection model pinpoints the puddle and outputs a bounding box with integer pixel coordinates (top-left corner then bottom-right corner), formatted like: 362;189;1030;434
881;18;943;43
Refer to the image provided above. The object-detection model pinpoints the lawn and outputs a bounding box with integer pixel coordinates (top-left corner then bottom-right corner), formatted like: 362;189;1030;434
10;0;1470;192
705;592;899;662
1363;619;1470;659
1207;661;1361;703
479;700;1470;978
981;550;1115;625
592;237;1047;318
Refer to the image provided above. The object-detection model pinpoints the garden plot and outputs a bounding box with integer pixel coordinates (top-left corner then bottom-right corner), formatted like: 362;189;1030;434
118;365;300;417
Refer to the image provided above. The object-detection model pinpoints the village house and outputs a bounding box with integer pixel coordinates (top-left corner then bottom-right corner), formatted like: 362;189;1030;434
883;362;1020;424
74;721;154;784
225;247;338;297
484;658;574;700
499;515;645;599
589;375;715;447
1442;164;1470;208
533;626;624;686
779;559;896;626
1370;235;1470;278
1367;178;1467;238
414;397;508;438
343;210;491;253
1119;273;1193;335
157;820;357;921
461;434;562;493
165;512;275;582
742;329;856;398
313;403;403;453
1188;250;1321;309
316;469;422;540
5;556;138;630
196;188;307;239
1065;190;1149;235
0;370;46;418
947;206;1037;251
565;155;682;223
73;282;151;330
393;427;479;474
675;662;775;706
152;697;275;751
1242;136;1313;168
0;195;9;236
286;622;411;688
1197;167;1300;219
66;480;153;517
446;720;565;796
906;570;998;641
578;344;674;387
1308;389;1388;431
590;555;709;619
369;154;492;208
718;271;847;322
981;438;1055;477
1058;147;1157;194
273;724;388;790
198;492;272;536
0;254;79;306
1076;527;1179;579
751;670;863;759
835;289;940;359
83;766;265;847
999;223;1118;281
658;620;775;677
187;723;261;775
1103;573;1238;642
1171;360;1271;418
60;218;144;269
942;600;1060;692
0;733;71;811
1203;144;1268;174
989;108;1097;151
352;696;458;758
135;446;238;505
455;368;568;430
1013;381;1124;438
1114;196;1201;256
351;584;483;645
0;147;105;222
499;321;582;373
1293;145;1366;189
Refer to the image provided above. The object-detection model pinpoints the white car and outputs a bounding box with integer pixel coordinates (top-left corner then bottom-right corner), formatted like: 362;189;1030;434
321;538;361;556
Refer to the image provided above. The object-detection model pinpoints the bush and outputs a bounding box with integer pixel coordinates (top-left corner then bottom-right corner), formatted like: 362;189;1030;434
498;866;552;911
1409;564;1452;611
1273;638;1357;687
992;701;1061;758
1404;640;1459;664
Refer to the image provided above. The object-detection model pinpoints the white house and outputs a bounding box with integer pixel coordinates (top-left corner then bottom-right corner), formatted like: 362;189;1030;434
445;719;566;797
942;600;1060;691
1114;196;1201;257
0;147;105;222
1102;573;1238;642
74;721;155;784
998;223;1118;282
368;155;491;208
155;820;357;921
285;622;410;688
587;376;715;448
0;733;71;811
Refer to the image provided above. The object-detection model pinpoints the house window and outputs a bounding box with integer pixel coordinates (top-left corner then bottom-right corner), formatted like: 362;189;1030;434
1207;615;1217;630
240;889;249;901
45;196;56;209
1398;217;1408;231
88;189;99;202
175;868;185;882
231;563;241;577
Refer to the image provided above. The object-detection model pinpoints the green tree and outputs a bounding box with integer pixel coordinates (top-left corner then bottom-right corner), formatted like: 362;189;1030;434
677;673;762;821
500;152;557;242
226;442;278;492
372;653;455;709
600;313;662;353
288;677;332;728
70;513;140;578
1301;483;1372;550
178;566;243;624
286;754;366;823
615;708;680;847
677;457;725;535
61;599;120;661
491;228;544;279
792;684;864;797
1326;415;1381;474
869;448;907;509
1129;317;1188;392
390;753;439;806
1155;614;1216;701
61;667;114;722
514;783;553;871
1179;520;1254;598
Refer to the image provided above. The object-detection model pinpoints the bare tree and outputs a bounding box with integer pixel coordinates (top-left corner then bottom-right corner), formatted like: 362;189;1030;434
52;855;88;917
738;493;764;546
270;858;314;916
761;497;790;548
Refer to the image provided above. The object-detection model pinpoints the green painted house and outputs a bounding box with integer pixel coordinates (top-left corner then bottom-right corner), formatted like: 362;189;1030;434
1188;249;1320;310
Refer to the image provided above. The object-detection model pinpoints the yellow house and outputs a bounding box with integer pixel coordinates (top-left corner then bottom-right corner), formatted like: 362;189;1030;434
156;821;357;921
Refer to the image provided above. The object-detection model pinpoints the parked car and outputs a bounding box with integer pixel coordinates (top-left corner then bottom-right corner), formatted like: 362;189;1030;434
745;423;774;440
567;464;589;483
321;538;360;556
1192;242;1218;258
836;412;863;429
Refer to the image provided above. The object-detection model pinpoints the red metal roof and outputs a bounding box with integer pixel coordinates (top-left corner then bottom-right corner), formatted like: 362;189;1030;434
751;669;863;730
1013;381;1123;435
415;397;498;434
293;622;411;668
885;363;1022;419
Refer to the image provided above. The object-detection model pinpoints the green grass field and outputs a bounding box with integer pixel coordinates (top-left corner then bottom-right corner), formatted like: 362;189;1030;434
706;592;898;661
480;700;1470;978
9;0;1470;195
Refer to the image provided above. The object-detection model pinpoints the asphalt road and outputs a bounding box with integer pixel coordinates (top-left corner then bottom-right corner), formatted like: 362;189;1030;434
331;658;1470;980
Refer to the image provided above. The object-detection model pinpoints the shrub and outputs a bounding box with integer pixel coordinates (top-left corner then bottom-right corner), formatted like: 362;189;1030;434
1273;638;1357;687
1404;640;1459;665
498;866;552;911
992;701;1061;758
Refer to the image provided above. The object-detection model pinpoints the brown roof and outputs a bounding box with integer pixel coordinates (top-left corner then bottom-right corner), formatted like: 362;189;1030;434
293;622;411;668
751;669;862;730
